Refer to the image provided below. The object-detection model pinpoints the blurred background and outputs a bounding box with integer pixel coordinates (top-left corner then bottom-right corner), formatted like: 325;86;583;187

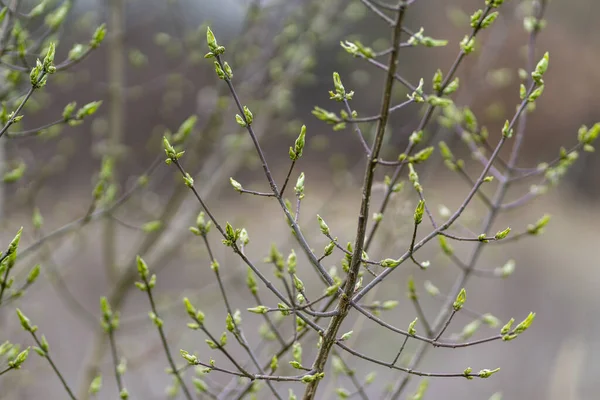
1;0;599;399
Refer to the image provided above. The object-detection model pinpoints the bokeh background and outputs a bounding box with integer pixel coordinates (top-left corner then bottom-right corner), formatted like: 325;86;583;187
1;0;599;399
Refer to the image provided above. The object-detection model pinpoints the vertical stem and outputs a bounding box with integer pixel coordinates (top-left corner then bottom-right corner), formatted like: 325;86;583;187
301;6;407;399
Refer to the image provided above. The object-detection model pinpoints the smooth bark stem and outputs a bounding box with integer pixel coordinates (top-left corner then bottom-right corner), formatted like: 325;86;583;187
301;6;407;399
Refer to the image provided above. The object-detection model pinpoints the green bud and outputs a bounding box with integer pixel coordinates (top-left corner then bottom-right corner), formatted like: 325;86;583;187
193;378;207;393
270;355;278;371
332;72;344;96
214;61;226;79
225;313;235;332
173;115;197;144
408;318;418;336
407;28;448;47
427;95;453;108
206;27;218;52
89;375;103;394
40;335;50;352
183;173;194;188
323;241;335;257
229;177;243;192
89;24;107;48
380;258;401;268
527;214;551;235
478;368;500;378
432;69;443;91
409;130;424;145
317;214;330;235
481;12;499;28
481;314;501;328
75;101;103;120
460;36;475;54
502;120;513;138
414;200;425;225
486;0;504;7
181;349;198;364
325;283;340;296
246;268;258;294
340;331;353;341
223;62;233;79
292;341;302;363
424;280;440;297
528;85;545;102
439;141;454;161
289;361;303;370
443;77;460;95
292;125;306;160
495;259;515;278
410;147;434;164
136;255;149;280
29;1;48;17
494;227;511;240
26;264;41;284
532;52;549;84
460;320;481;339
295;172;305;198
408;163;422;192
235;114;246;127
142;220;162;233
148;312;163;328
470;9;483;28
500;318;514;335
502;333;518;341
301;373;324;383
438;236;454;256
183;298;197;319
293;274;304;292
340;40;375;58
578;123;600;147
243;106;253;125
382;300;399;310
247;306;268;314
3;162;26;183
463;367;473;380
410;379;429;400
513;312;536;335
238;228;249;246
8;347;30;369
7;227;23;256
68;44;86;61
453;288;466;311
43;42;56;71
16;309;36;332
408;79;425;103
62;102;77;121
